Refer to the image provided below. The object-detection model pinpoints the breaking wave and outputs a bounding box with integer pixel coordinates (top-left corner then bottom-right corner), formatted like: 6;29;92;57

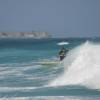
49;41;100;89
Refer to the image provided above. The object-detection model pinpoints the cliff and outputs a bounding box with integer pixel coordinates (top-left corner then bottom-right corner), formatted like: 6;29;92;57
0;32;51;39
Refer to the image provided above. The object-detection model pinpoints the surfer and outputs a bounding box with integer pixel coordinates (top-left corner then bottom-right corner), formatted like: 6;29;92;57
59;46;67;61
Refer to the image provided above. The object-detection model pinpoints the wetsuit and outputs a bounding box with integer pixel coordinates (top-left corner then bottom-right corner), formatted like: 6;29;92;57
59;48;67;61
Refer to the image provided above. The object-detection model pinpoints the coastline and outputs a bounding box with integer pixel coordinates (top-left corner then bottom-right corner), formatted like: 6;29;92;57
0;32;51;39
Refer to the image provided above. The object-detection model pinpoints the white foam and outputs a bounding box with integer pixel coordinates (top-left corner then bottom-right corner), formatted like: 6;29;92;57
0;86;38;92
49;41;100;89
1;96;99;100
57;41;69;45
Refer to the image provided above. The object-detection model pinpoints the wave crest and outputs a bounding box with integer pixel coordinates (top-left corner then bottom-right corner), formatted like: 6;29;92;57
49;41;100;89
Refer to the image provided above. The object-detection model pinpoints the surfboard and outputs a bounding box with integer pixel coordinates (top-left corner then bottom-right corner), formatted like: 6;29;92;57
34;61;59;65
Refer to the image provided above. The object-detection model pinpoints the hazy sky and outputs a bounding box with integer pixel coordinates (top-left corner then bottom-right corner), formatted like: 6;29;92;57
0;0;100;37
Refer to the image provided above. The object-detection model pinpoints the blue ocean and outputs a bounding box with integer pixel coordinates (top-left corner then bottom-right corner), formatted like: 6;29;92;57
0;38;100;100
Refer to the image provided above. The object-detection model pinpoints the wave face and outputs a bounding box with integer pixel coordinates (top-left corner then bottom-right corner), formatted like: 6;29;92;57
49;41;100;89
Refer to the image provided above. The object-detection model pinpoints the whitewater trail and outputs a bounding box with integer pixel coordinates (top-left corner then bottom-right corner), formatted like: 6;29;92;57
49;41;100;89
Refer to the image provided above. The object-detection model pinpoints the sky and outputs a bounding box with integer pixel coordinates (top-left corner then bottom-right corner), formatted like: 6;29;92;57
0;0;100;37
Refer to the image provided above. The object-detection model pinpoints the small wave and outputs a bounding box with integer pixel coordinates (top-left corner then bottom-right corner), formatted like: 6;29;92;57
1;96;100;100
57;41;69;45
0;86;41;92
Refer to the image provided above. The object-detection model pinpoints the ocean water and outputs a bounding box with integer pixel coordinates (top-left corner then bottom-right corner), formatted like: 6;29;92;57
0;38;100;100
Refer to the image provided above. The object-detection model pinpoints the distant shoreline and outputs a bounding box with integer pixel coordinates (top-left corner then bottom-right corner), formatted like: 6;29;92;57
0;32;99;39
0;32;51;39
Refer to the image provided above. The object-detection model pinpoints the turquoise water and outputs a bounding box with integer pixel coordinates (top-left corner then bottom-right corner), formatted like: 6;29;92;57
0;38;100;100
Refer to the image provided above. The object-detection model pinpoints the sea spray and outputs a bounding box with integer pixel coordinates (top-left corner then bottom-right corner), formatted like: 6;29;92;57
49;41;100;89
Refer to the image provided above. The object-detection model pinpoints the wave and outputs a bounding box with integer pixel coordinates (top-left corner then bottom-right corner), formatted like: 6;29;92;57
1;96;99;100
57;41;69;45
49;41;100;89
0;86;38;92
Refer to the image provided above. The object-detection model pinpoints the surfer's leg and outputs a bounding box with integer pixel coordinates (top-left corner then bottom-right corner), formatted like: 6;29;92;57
60;56;64;61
